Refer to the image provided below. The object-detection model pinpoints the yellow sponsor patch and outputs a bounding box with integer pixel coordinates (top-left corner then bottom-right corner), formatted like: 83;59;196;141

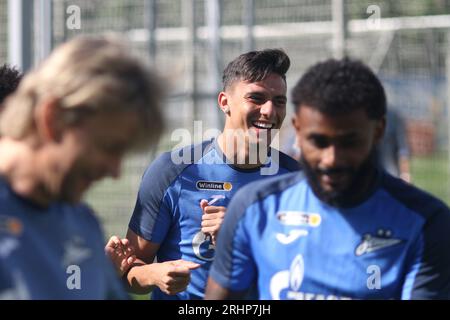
276;211;321;227
196;181;233;191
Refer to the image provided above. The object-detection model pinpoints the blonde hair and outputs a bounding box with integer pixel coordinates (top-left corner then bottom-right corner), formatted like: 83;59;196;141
1;34;164;149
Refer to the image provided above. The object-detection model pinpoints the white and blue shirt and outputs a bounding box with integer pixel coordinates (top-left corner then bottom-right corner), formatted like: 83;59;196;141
210;170;450;299
128;139;299;300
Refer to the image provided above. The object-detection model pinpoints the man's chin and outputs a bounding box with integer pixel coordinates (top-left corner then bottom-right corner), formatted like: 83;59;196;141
60;182;90;204
320;179;351;196
313;186;349;206
301;163;356;206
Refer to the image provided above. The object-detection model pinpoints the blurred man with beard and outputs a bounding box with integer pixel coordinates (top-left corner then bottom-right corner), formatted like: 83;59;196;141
206;58;450;300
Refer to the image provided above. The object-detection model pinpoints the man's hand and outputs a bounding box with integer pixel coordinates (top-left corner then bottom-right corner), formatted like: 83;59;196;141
105;236;136;277
149;260;200;295
200;199;226;246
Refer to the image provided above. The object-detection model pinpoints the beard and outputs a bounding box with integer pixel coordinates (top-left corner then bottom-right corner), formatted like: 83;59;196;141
299;148;379;207
59;166;97;204
59;174;83;204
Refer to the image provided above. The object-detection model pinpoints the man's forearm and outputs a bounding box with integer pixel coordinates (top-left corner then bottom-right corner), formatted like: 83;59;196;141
124;260;157;295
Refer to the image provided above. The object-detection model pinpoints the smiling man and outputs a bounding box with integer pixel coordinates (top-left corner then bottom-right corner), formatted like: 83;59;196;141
119;49;299;300
206;58;450;300
0;35;164;299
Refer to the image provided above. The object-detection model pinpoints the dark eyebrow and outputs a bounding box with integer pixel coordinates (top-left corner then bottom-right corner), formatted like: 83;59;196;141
337;132;359;139
308;133;327;139
274;95;287;101
244;91;266;97
307;132;358;140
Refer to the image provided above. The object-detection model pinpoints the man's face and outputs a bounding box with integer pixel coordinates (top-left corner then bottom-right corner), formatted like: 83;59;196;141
221;73;287;147
293;105;385;204
56;110;140;203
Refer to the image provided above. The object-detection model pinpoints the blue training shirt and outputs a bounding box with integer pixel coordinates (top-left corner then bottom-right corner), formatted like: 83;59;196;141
128;138;299;300
210;170;450;299
0;177;127;299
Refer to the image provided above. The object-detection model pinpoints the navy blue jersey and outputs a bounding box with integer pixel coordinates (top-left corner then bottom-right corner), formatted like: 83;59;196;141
210;170;450;299
0;178;127;299
128;139;299;299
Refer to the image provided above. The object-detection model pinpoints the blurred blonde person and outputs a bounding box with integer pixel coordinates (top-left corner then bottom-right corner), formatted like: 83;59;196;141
0;34;164;299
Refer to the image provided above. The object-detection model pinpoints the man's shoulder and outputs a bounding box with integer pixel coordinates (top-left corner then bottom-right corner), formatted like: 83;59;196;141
381;173;450;222
143;139;215;188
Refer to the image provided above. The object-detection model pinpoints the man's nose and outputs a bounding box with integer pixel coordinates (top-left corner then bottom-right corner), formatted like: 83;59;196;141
260;100;275;118
320;145;341;168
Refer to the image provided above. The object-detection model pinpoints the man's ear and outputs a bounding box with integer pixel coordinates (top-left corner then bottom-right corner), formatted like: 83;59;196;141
292;114;302;139
218;92;230;115
34;98;64;143
292;114;300;132
373;115;386;145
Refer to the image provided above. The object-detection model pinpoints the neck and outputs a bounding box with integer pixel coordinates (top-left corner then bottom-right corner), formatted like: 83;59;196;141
217;132;268;170
0;138;60;207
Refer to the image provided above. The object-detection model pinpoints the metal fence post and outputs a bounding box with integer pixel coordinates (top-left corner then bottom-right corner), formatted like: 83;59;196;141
144;0;156;65
243;0;254;52
207;0;222;129
332;0;347;59
34;0;53;66
8;0;33;71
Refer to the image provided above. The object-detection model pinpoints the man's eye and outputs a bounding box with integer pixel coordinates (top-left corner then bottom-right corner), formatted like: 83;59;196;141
274;99;287;107
248;96;264;103
311;137;329;149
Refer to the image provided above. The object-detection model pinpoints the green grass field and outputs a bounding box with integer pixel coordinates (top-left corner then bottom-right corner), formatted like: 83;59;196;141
411;152;450;206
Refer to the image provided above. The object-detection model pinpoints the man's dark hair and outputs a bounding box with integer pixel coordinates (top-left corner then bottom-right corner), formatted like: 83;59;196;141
0;64;22;104
222;49;290;91
291;58;386;119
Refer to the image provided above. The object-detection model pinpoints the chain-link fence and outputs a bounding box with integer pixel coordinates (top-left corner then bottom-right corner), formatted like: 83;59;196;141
1;0;449;238
0;1;8;63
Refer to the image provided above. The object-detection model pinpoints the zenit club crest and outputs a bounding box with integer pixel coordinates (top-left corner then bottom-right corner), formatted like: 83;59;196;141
355;229;404;256
196;181;232;191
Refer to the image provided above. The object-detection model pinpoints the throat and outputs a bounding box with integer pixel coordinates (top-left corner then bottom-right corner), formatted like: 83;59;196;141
216;134;268;169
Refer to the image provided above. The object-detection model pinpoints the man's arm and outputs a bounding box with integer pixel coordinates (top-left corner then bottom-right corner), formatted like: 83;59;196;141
402;206;450;299
124;229;200;295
